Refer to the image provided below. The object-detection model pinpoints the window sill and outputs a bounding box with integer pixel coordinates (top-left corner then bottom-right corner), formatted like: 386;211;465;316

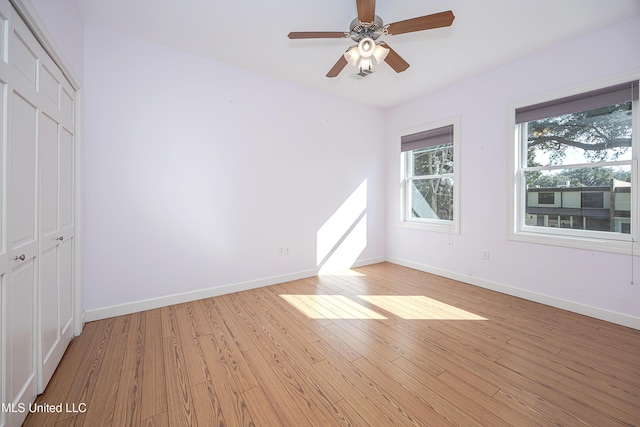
398;219;459;234
507;229;639;255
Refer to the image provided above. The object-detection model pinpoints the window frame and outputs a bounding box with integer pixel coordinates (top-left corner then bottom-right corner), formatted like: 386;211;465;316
399;117;460;234
507;74;640;254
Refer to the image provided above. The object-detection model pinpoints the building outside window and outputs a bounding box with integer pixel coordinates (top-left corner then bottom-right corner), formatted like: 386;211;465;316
400;118;460;233
510;78;639;252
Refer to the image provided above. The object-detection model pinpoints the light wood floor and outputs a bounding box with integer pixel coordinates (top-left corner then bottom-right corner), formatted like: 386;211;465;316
24;263;640;426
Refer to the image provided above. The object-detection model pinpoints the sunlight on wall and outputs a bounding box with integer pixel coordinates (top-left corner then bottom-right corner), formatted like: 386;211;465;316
317;179;368;275
358;296;486;320
280;294;386;319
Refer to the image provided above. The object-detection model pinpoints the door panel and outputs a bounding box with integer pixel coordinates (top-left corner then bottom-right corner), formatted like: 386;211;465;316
7;258;37;426
40;245;59;362
11;30;36;90
59;238;73;333
40;112;59;241
8;92;37;254
60;126;74;232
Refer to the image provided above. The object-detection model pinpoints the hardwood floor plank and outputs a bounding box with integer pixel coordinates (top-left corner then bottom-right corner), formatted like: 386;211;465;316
190;381;228;426
241;386;282;427
435;370;542;427
121;311;146;371
255;286;327;343
191;330;257;426
76;331;127;426
497;353;639;425
243;347;328;426
112;367;142;427
198;301;259;392
140;412;169;427
352;356;484;426
25;263;640;427
202;296;257;352
313;358;444;427
140;312;168;420
58;318;116;423
162;335;198;426
173;306;209;386
234;289;327;366
326;398;374;426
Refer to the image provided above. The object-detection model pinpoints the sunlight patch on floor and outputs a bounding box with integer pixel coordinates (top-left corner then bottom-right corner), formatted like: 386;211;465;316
280;294;386;319
358;295;486;320
280;294;486;320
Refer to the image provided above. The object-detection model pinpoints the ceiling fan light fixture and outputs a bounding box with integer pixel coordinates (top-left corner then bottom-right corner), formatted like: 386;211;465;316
372;43;389;64
357;37;375;58
343;46;360;66
359;57;373;73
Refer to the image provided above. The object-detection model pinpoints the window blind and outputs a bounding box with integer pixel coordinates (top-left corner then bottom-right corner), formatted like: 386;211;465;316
515;80;639;124
401;124;453;152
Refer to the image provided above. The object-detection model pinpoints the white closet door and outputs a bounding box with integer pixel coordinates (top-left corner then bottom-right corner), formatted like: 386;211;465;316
0;3;8;425
38;61;75;389
4;11;40;426
0;2;77;425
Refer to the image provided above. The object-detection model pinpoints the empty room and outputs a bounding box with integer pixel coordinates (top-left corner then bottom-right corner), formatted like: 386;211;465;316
2;0;640;426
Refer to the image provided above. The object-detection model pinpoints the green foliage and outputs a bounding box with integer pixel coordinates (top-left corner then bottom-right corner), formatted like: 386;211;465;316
410;144;454;220
526;102;633;188
527;102;632;165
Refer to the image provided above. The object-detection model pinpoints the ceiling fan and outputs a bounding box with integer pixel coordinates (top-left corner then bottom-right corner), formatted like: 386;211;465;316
287;0;455;78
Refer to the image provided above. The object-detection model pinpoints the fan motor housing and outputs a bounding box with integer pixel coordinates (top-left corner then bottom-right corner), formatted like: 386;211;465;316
349;15;384;41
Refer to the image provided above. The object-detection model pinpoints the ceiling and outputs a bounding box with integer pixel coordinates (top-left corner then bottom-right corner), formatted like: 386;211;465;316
74;0;640;108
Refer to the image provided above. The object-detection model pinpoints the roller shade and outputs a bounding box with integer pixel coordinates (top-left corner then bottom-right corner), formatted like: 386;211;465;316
516;80;639;124
401;124;453;152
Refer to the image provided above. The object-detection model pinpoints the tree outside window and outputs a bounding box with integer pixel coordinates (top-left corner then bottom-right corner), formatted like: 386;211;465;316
515;80;638;241
401;119;459;233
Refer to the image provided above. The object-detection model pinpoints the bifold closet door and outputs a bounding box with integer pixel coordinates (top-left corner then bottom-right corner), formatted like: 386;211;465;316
3;6;40;426
0;1;8;426
38;65;75;389
0;2;76;426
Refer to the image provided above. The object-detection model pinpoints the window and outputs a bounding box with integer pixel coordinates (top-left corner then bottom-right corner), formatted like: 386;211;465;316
510;78;639;253
400;118;459;233
538;192;555;204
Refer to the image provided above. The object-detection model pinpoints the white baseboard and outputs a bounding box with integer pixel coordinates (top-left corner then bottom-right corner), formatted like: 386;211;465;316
85;256;386;322
387;257;640;330
85;268;318;322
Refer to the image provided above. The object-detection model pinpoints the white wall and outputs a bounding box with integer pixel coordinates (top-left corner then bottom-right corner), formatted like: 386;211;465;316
385;14;640;326
82;25;387;315
27;1;640;327
28;0;84;83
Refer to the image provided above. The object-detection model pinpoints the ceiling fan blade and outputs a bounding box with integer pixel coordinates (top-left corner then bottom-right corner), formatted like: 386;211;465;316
288;31;348;39
385;10;455;35
379;43;409;73
356;0;376;23
326;55;348;78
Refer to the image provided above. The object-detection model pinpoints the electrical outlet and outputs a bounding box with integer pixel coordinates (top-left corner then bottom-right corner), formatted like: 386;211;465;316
481;250;490;260
278;247;290;256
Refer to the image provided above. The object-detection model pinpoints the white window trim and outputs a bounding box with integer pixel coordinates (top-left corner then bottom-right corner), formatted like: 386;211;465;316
507;72;640;255
398;116;461;234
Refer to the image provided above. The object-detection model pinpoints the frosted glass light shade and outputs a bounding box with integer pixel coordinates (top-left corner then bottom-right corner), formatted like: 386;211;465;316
359;57;372;72
357;38;375;58
343;46;360;66
373;44;389;64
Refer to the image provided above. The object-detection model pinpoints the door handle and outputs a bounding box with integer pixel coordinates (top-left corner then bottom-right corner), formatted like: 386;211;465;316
56;236;64;241
14;254;26;261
